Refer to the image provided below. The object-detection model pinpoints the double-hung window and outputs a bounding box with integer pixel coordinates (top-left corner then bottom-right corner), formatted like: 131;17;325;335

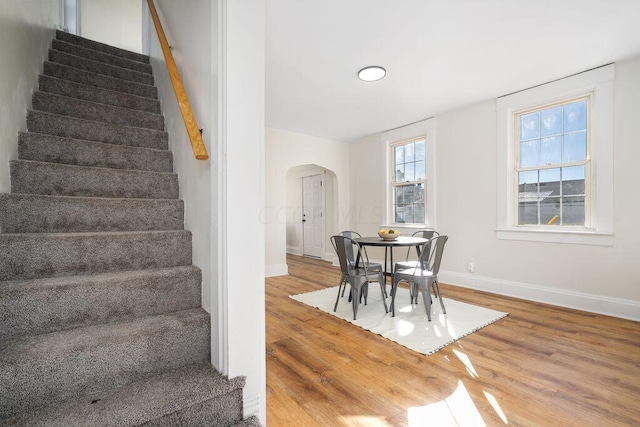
496;64;614;246
391;138;426;224
516;96;590;227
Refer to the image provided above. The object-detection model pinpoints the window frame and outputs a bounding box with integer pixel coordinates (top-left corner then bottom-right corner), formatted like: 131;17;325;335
381;118;436;229
513;94;592;230
496;64;614;246
390;136;428;225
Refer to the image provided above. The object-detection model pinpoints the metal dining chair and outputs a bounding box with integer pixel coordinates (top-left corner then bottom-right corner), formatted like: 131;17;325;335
331;235;388;320
338;231;384;298
393;229;438;302
390;235;448;321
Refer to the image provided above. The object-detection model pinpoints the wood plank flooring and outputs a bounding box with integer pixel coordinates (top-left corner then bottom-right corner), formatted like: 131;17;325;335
266;255;640;426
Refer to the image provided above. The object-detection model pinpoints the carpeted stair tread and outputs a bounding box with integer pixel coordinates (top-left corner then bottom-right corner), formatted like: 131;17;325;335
49;49;154;86
39;75;161;114
0;193;184;233
0;230;192;281
27;110;168;150
11;160;178;199
44;61;157;99
4;361;245;427
18;132;173;172
52;39;153;75
0;308;210;420
0;266;201;341
56;29;149;64
32;91;164;131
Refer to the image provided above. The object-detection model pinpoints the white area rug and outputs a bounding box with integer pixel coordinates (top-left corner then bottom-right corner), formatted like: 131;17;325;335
290;285;508;355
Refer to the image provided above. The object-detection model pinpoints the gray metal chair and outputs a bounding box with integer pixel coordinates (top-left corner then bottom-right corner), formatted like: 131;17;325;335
331;235;388;320
391;235;448;321
338;230;384;298
393;229;438;302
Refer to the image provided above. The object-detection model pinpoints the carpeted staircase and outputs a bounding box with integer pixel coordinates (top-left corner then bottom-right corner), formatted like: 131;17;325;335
0;31;259;426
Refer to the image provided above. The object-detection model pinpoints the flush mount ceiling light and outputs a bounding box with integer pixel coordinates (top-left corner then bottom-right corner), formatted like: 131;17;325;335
358;66;386;82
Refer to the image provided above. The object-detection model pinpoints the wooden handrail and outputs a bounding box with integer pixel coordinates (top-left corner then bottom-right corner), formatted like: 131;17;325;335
147;0;209;160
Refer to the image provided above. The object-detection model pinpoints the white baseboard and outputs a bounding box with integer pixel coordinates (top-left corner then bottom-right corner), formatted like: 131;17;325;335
265;263;288;277
439;270;640;321
286;246;302;256
243;392;261;421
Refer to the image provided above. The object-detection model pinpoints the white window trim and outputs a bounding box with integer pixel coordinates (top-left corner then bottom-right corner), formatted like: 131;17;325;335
496;64;614;246
380;118;436;230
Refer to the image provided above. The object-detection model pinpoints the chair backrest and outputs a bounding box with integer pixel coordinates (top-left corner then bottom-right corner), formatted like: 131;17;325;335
331;235;360;276
406;229;439;260
338;231;362;264
420;235;448;274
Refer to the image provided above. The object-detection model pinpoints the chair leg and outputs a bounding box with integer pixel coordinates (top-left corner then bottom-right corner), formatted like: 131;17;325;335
390;275;401;317
419;282;432;321
334;279;346;312
433;279;446;314
351;284;360;320
377;271;388;313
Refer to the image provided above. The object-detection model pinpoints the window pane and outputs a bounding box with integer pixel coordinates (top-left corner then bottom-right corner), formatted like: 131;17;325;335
563;100;587;132
395;164;405;183
395;145;404;165
414;160;425;181
414;203;425;224
520;112;540;140
520;139;539;167
394;186;404;205
540;106;563;137
414;140;426;161
562;166;585;195
518;201;538;225
563;131;587;162
540;197;560;225
412;184;425;203
562;196;585;225
404;162;415;182
404;143;415;163
519;170;538;194
395;204;409;223
540;168;560;197
540;136;562;165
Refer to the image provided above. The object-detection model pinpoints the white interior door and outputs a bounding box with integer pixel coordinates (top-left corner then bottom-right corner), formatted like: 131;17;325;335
302;174;324;258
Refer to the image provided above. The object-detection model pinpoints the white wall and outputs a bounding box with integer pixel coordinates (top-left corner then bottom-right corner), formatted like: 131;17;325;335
265;128;351;276
350;55;640;320
147;0;266;421
0;0;59;194
81;0;142;53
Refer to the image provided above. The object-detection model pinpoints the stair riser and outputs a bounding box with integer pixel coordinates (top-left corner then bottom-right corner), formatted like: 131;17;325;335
0;194;184;233
18;132;173;173
44;61;157;99
32;92;164;131
0;267;201;341
39;75;161;114
27;110;169;150
49;50;154;86
11;161;178;200
0;310;210;420
52;39;152;75
57;30;149;64
0;231;192;281
141;390;244;427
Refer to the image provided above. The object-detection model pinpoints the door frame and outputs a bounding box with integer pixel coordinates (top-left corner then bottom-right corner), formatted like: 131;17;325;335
301;172;325;258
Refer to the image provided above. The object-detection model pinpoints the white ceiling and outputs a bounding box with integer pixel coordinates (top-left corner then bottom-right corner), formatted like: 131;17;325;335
266;0;640;142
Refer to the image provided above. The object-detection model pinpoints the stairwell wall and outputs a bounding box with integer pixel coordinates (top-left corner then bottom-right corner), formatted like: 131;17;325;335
146;0;215;315
0;0;60;194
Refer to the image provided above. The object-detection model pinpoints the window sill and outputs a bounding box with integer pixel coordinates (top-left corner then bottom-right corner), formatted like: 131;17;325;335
496;228;613;246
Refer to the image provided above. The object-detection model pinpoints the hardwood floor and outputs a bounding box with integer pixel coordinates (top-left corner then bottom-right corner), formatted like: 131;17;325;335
266;255;640;426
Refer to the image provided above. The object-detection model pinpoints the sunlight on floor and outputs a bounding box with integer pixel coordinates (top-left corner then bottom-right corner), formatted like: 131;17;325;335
397;318;415;336
338;415;394;427
453;348;478;378
483;390;509;424
407;380;486;427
